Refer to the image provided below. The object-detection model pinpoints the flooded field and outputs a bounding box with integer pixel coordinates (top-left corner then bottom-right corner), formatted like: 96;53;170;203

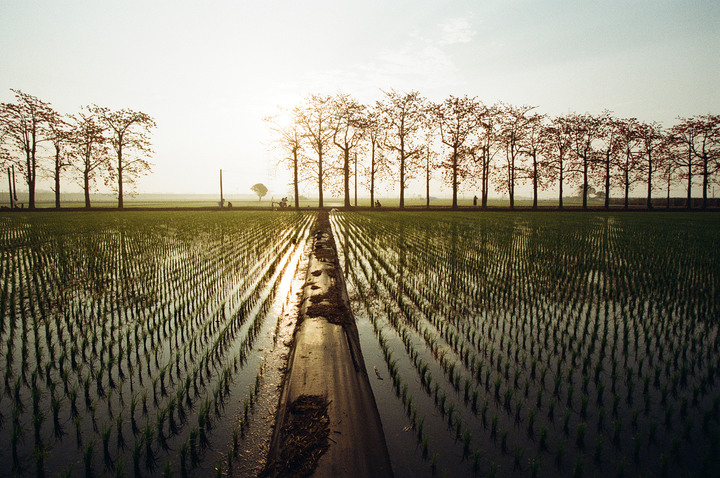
331;211;720;477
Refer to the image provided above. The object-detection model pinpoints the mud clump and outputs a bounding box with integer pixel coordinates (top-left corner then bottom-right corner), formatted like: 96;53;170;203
261;394;330;478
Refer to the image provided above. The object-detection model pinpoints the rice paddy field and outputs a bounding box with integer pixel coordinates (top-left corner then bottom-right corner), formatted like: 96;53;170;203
0;210;314;477
1;209;719;477
330;211;720;477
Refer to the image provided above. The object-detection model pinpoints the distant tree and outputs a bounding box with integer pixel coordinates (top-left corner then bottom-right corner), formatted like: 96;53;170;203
541;116;572;208
377;90;427;208
567;113;602;209
433;95;481;209
297;94;334;208
635;121;665;209
0;89;53;208
519;112;547;209
362;106;389;208
667;121;698;208
615;118;644;209
93;106;155;208
331;93;365;208
674;115;720;209
265;109;303;208
69;109;108;208
251;183;268;201
45;108;73;208
497;103;535;208
468;102;502;208
596;112;622;209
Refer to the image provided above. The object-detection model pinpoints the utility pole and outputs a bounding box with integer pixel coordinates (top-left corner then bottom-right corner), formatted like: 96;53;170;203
219;169;224;207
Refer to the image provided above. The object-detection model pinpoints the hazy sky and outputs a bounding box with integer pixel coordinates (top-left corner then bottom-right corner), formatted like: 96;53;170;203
1;0;718;197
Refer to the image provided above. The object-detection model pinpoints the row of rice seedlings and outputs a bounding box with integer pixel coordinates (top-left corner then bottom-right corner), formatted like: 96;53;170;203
333;211;720;477
0;211;313;475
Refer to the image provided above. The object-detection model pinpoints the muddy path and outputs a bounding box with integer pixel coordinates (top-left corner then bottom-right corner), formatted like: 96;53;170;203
262;211;392;477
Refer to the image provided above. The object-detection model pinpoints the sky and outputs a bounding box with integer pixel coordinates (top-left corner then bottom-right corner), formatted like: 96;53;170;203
1;0;719;198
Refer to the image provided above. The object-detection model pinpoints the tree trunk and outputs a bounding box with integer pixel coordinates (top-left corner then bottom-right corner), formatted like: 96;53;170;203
686;157;692;209
318;147;324;208
117;142;124;209
399;146;405;209
509;153;515;209
702;156;708;209
532;153;538;209
426;156;430;209
293;148;299;209
646;151;653;209
582;156;588;209
354;152;357;207
84;171;91;208
343;149;350;208
624;165;629;209
7;169;14;208
370;141;375;208
605;152;610;209
558;160;564;209
451;147;458;209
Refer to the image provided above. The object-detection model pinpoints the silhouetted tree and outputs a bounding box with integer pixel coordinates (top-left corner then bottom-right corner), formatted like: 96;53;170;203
69;109;108;208
433;95;481;209
251;183;268;201
519;112;547;209
567;113;602;209
596;112;622;209
297;94;334;208
0;89;53;208
675;115;720;209
330;93;365;208
265;109;303;208
469;103;502;208
378;90;427;208
615;118;643;209
542;116;572;209
93;106;155;208
362;106;389;208
667;120;698;208
635;121;665;209
45;108;73;208
498;103;535;208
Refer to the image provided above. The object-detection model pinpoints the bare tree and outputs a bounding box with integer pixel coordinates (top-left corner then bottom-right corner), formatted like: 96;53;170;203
377;90;427;208
596;112;622;209
668;119;699;208
93;106;155;208
265;109;303;209
635;121;665;209
297;94;334;208
433;95;481;209
496;103;535;208
468;103;502;208
567;113;602;209
519;112;547;209
331;93;365;208
0;90;53;208
362;106;389;208
541;116;572;208
675;115;720;209
70;109;109;208
614;118;643;209
44;108;73;208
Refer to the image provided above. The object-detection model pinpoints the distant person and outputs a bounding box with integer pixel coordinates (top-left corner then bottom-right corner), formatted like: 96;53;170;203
375;200;381;207
473;195;478;206
227;202;232;208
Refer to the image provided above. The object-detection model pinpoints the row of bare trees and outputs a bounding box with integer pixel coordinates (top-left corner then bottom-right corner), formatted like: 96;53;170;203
0;89;156;208
267;91;719;209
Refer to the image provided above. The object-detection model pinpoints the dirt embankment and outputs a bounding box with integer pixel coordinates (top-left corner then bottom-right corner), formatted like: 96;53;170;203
262;211;392;478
